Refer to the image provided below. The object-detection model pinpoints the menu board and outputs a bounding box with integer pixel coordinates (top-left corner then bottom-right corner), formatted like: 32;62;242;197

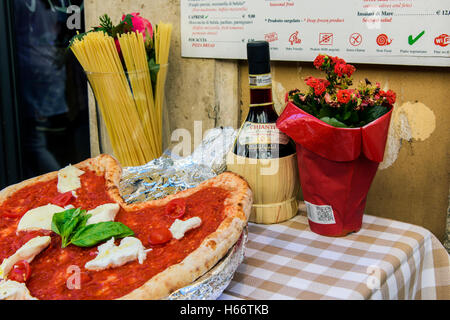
180;0;450;66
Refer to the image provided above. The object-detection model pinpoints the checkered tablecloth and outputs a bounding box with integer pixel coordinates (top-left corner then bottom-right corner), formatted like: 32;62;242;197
220;209;450;300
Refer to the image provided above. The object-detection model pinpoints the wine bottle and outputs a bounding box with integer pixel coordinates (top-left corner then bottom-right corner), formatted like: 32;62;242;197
233;41;296;159
227;41;300;224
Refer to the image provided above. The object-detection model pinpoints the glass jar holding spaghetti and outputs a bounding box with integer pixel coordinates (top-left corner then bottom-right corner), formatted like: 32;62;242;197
70;14;172;167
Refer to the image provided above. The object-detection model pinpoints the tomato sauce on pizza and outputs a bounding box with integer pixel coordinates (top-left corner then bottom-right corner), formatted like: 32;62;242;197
0;169;230;300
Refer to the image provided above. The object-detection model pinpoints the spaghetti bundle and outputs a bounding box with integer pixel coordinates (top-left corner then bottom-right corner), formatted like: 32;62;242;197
118;32;158;157
70;14;172;167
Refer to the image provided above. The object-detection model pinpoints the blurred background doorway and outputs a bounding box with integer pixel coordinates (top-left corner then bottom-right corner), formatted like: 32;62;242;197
0;0;90;189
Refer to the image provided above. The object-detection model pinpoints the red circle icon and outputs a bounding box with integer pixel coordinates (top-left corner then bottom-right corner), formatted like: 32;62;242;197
376;34;392;46
349;33;362;46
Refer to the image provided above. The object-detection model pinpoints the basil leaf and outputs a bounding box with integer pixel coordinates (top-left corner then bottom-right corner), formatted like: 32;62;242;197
51;211;69;236
70;222;134;248
51;208;91;248
51;207;134;248
62;209;82;237
51;208;80;238
77;213;92;230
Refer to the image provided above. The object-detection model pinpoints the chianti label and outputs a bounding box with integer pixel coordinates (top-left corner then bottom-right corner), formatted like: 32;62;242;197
249;73;272;89
238;122;290;146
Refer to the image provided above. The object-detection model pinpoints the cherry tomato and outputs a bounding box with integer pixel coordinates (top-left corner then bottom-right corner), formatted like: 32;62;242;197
8;260;31;283
165;198;186;219
148;227;172;246
52;192;75;207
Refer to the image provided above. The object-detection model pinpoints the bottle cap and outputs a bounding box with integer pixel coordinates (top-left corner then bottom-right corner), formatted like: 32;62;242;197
247;41;271;75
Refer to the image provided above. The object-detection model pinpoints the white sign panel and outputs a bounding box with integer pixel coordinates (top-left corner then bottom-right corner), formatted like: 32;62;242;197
181;0;450;66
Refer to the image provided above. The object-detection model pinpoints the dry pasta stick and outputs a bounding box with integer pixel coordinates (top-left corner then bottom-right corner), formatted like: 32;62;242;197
119;25;172;158
118;32;159;159
71;31;153;166
103;35;153;165
86;34;139;164
154;23;173;155
134;32;161;155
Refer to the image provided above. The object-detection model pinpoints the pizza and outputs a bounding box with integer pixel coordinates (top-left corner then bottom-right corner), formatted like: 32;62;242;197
0;155;252;300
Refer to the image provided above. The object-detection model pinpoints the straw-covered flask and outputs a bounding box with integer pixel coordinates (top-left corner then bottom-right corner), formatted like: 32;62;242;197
226;41;300;224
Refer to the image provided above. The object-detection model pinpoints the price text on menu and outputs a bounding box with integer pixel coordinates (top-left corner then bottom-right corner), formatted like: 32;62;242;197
180;0;450;66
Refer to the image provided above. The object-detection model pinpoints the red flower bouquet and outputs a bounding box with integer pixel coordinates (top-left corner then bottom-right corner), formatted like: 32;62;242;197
286;54;395;129
277;54;395;237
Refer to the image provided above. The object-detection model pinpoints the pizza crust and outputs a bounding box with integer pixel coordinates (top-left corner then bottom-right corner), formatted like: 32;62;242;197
120;171;252;300
0;155;124;208
0;155;253;300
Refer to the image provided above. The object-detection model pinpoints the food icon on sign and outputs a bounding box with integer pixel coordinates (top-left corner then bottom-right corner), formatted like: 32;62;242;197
376;34;392;46
349;33;362;46
265;32;279;43
319;33;333;45
434;34;449;47
289;31;302;45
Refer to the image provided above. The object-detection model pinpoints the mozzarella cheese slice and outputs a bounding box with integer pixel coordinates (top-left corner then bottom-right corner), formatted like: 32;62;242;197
17;204;66;232
57;165;85;193
169;217;202;240
85;237;150;271
17;204;65;233
0;280;37;300
86;203;120;226
0;236;51;280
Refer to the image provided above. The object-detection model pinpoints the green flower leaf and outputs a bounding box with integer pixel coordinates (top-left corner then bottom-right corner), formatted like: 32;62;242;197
320;117;349;128
361;105;389;125
148;57;160;88
342;111;352;121
112;14;134;38
317;105;333;119
99;14;114;33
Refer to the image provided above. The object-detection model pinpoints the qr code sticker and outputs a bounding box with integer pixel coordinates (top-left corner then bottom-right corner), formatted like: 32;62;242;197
305;201;336;225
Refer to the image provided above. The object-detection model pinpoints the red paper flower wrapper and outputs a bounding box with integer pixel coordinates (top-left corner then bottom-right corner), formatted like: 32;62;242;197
277;102;393;237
